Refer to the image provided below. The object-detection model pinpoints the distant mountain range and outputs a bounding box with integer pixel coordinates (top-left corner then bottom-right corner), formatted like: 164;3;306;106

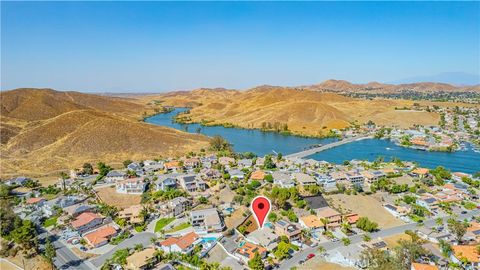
390;72;480;86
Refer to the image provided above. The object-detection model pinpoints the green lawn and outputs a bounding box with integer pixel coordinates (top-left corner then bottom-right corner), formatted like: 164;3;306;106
43;216;58;227
154;217;175;232
166;222;191;233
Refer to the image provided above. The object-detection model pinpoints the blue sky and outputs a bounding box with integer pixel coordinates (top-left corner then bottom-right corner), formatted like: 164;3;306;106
1;1;479;92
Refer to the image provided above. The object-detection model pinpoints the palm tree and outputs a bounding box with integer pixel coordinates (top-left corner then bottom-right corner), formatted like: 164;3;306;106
318;246;326;254
435;217;444;226
320;218;328;232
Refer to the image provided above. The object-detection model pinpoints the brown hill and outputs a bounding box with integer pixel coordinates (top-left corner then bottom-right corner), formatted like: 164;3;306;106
1;89;208;177
148;87;441;137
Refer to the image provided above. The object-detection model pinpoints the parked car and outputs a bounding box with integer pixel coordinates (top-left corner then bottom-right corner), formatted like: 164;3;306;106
306;253;315;260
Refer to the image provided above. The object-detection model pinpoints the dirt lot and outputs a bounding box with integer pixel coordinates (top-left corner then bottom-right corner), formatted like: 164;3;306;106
325;193;405;229
392;175;416;186
1;254;50;270
382;233;411;248
96;186;141;209
299;258;355;270
225;205;248;229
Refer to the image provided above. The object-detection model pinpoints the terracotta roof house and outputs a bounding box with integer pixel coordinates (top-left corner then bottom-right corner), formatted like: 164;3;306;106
26;197;45;205
450;245;480;269
411;263;439;270
159;232;200;254
299;215;324;230
236;241;267;262
250;170;266;181
71;212;103;233
83;225;117;248
126;247;157;270
164;161;181;171
410;168;430;178
344;213;360;224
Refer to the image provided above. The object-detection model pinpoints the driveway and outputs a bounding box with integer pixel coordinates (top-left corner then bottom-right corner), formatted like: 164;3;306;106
89;232;156;268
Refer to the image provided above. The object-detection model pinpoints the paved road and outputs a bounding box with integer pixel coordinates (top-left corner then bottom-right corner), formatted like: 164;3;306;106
285;135;373;159
279;210;479;270
90;232;156;268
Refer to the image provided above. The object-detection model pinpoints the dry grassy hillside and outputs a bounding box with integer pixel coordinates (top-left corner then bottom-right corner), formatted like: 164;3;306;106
145;87;440;137
0;88;208;178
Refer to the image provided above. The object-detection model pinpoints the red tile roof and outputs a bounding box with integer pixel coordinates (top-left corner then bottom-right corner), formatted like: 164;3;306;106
71;212;102;229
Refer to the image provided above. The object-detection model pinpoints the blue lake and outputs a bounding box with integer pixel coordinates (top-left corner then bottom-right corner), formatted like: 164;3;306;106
145;108;480;174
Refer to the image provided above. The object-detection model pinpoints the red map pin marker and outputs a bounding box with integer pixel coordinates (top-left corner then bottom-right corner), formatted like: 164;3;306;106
251;196;271;229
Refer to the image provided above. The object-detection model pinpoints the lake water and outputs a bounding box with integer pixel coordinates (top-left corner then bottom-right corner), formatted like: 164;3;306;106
145;108;480;174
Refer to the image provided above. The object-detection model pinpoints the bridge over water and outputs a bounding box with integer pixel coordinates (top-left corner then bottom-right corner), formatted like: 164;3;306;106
285;135;373;159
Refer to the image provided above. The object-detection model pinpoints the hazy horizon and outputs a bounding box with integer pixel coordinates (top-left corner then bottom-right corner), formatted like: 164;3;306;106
2;1;479;92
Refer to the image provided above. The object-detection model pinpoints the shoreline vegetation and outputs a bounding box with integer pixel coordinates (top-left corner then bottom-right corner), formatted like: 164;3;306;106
167;108;341;139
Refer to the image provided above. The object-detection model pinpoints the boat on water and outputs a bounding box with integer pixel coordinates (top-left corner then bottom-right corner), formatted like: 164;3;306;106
386;147;393;151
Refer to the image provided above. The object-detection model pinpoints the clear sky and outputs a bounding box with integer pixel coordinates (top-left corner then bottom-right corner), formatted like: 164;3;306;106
1;1;479;92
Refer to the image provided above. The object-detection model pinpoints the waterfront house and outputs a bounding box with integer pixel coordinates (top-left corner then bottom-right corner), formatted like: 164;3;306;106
116;178;146;194
275;220;301;242
346;171;365;187
159;232;200;254
362;170;386;184
71;212;103;233
410;168;430;178
126;247;157;270
83;225;117;248
177;174;206;192
105;170;127;183
317;207;342;229
118;205;144;224
156;175;177;191
190;208;224;233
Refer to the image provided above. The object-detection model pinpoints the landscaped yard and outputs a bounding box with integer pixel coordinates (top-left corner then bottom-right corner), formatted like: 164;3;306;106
166;222;191;233
154;217;175;232
43;216;58;227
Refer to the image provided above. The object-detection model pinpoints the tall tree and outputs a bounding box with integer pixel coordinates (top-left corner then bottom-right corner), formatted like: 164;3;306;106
44;238;56;270
248;252;265;270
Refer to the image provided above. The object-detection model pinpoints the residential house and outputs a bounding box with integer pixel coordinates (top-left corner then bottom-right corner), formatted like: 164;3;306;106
143;161;164;173
272;171;295;188
177;174;206;192
411;263;439;270
235;241;267;262
452;172;471;182
417;196;439;213
416;227;451;244
361;170;386;184
317;207;342;229
83;225;117;248
293;172;317;186
116;178;146;194
105;171;127;183
182;158;200;170
71;212;103;233
5;176;30;186
26;197;46;208
126;247;157;270
228;169;245;180
119;205;144;224
164;161;181;172
161;197;190;217
237;159;253;168
156;175;177;191
219;157;235;167
247;227;280;251
384;204;409;217
343;213;360;224
159;232;200;254
410;168;430;178
330;172;347;182
346;171;365;187
299;215;324;232
64;204;94;218
275;220;301;242
250;170;266;181
450;245;480;270
465;222;480;243
190;208;225;233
